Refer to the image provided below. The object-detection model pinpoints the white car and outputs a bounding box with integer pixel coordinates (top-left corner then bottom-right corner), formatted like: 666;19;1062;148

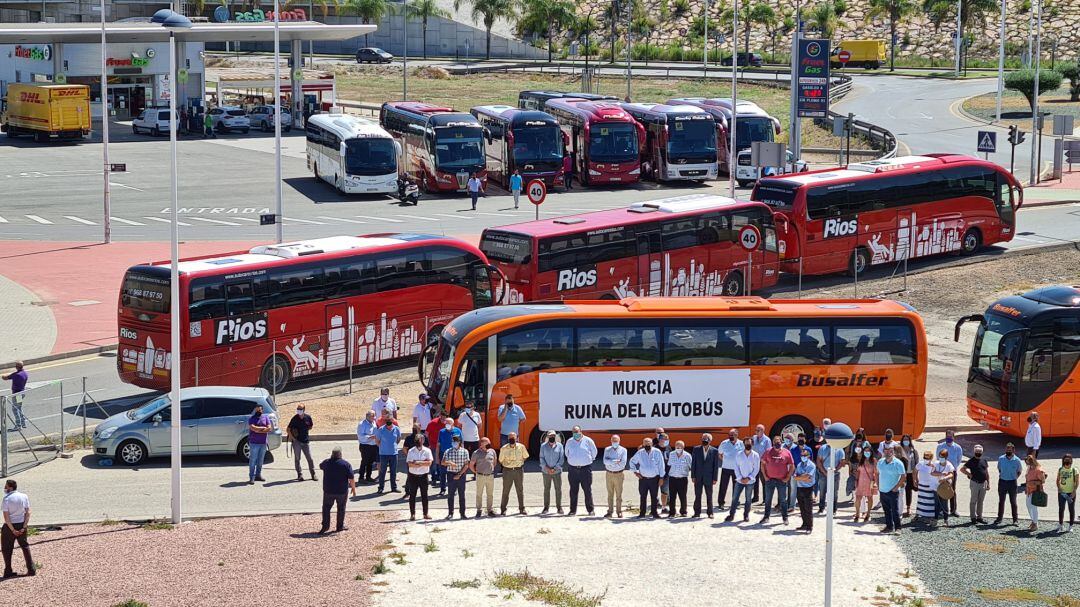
132;108;178;137
208;106;251;134
735;149;808;187
248;105;293;132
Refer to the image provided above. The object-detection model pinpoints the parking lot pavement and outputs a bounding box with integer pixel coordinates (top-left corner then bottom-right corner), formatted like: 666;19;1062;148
16;430;1070;526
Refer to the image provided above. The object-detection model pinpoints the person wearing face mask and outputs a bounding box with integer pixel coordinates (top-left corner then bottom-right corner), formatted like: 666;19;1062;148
1;479;34;578
782;433;799;514
1024;454;1047;532
1057;454;1076;533
724;438;760;523
935;429;964;517
794;447;817;533
412;394;434;432
497;395;526;448
405;436;433;521
961;444;990;524
750;424;771;504
930;449;956;527
1025;412;1042;458
437;416;463;495
900;434;918;517
458;401;483;454
356;410;379;484
655;433;672;514
468;437;498;517
539;431;565;515
876;429;898;458
442;435;471;519
846;430;868;497
691;433;720;518
667;440;692;518
852;448;878;523
286;404;317;482
247;404;273;484
604;435;628;518
425;411;445;488
375;412;403;494
371;387;397;421
318;447;356;534
630;437;666;518
717;428;741;511
815;437;846;514
760;435;794;525
565;425;597;516
498;432;529;515
876;445;906;534
914;451;938;521
995;442;1023;526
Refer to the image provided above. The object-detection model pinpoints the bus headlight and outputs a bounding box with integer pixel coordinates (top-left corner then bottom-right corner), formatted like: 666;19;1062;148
589;169;601;176
629;168;640;175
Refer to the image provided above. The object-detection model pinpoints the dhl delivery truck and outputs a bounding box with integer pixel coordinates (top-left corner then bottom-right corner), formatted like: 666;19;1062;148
1;83;91;142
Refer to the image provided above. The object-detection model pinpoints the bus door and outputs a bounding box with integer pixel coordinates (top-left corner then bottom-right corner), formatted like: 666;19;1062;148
852;193;898;268
636;227;663;297
454;338;494;434
324;302;350;372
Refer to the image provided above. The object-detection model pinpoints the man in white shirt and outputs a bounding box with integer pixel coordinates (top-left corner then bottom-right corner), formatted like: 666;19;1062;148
1025;412;1042;458
630;437;666;518
372;387;397;420
876;428;899;457
467;173;483;210
718;428;742;510
2;479;34;578
404;438;433;521
564;425;598;516
412;393;433;431
457;402;483;453
724;438;761;523
603;435;628;518
667;440;693;517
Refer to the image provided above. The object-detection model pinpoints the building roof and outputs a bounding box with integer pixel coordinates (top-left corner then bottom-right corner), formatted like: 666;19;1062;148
0;21;375;44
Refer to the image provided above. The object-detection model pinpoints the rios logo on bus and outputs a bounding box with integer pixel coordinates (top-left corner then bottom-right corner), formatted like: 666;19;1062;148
796;373;887;387
215;313;268;345
557;267;597;291
822;217;857;239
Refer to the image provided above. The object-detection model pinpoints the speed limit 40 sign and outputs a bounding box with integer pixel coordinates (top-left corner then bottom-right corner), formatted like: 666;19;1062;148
738;224;761;252
527;179;547;205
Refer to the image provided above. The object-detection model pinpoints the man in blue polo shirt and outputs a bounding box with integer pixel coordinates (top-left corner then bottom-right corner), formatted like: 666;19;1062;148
877;445;907;533
375;414;402;494
995;442;1024;525
498;395;526;447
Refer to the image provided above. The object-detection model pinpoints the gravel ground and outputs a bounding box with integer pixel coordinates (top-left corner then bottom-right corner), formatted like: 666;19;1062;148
276;364;421;434
895;522;1080;606
3;513;391;607
369;513;927;607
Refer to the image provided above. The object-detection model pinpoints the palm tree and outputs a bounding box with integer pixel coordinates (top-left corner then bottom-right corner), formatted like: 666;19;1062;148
517;0;576;62
809;1;837;40
409;0;450;59
750;3;778;61
922;0;996;58
310;0;344;18
865;0;916;71
455;0;517;59
346;0;390;46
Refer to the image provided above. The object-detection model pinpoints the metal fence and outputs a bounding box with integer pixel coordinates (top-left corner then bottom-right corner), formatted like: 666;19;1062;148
1;379;108;477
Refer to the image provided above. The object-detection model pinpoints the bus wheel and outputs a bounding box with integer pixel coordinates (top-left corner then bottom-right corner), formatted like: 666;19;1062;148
848;248;870;276
722;271;744;296
260;355;291;393
960;228;981;255
771;415;813;441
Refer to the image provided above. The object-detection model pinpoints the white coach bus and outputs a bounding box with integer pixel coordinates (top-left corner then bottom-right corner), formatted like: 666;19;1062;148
306;111;400;195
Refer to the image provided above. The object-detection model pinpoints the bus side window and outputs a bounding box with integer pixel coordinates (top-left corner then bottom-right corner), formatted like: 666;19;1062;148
225;281;255;316
1055;318;1080;379
458;342;489;412
833;325;915;365
189;279;226;321
496;327;573;380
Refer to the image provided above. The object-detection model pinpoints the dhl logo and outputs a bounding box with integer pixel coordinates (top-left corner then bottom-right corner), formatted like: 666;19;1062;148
19;92;43;104
56;89;83;97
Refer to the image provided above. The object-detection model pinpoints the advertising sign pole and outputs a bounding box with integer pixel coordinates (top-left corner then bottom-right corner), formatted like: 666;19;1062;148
729;0;738;198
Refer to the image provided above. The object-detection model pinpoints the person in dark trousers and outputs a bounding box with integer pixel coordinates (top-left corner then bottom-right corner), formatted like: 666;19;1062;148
793;447;817;533
717;428;741;510
691;432;720;518
630;437;666;518
286;404;317;481
2;479;34;578
995;442;1024;525
405;435;433;521
356;410;378;483
562;153;574;190
467;173;483;210
2;362;28;430
317;447;356;534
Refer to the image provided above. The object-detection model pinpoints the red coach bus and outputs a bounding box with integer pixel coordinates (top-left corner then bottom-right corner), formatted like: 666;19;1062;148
544;98;645;186
118;234;500;392
750;154;1023;276
478;194;780;303
470;105;566;188
620;102;718;182
380;101;487;193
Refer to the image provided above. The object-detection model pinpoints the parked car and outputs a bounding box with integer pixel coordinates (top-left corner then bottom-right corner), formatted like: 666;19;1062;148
356;47;394;64
208;106;251;133
735;148;808;187
721;52;764;67
92;387;282;465
132;108;178;136
248;105;293;132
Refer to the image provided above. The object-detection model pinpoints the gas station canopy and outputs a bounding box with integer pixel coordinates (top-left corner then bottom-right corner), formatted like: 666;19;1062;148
0;21;375;44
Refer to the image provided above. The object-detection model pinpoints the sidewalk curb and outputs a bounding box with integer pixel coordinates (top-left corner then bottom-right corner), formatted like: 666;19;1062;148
1;344;117;370
1023;197;1080;207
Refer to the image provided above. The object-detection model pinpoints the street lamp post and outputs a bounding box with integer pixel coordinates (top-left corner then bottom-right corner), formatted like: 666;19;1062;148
624;0;631;101
953;0;962;78
273;0;284;243
995;0;1006;121
151;7;193;526
100;0;111;243
1029;0;1041;185
788;0;801;161
403;0;409;100
729;0;739;197
822;421;854;607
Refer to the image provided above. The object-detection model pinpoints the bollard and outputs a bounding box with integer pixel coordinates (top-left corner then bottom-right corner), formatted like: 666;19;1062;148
82;376;88;450
60;382;66;455
853;253;859;298
1;396;8;477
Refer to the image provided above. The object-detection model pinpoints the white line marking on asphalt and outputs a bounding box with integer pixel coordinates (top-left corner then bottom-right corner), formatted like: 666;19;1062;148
431;213;468;219
26;215;53;224
139;216;187;226
110;217;146;225
317;216;368;224
63;216;98;225
110;182;145;192
0;216;8;223
282;217;326;224
231;217;260;222
186;216;242;226
354;215;403;223
68;300;101;306
394;214;440;221
474;212;508;217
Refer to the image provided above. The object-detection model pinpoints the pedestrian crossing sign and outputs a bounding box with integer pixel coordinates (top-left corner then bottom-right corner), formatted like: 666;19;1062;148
977;130;996;154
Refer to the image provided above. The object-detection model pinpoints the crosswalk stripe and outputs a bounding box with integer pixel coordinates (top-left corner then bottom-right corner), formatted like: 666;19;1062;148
394;214;440;222
26;215;53;224
354;215;403;223
474;212;511;217
431;213;467;220
140;216;186;226
282;217;325;224
0;216;8;223
63;216;97;225
317;216;368;224
186;216;242;226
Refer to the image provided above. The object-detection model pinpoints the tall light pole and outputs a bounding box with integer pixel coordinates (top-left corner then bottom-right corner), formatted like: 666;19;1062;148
151;7;192;526
822;421;854;607
995;0;1005;121
788;0;801;161
273;0;283;243
100;0;111;243
703;0;709;77
624;0;631;101
953;0;962;78
729;0;738;197
403;0;409;100
1029;0;1041;185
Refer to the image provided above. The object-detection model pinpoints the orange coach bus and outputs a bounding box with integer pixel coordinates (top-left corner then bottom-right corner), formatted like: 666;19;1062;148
420;296;927;454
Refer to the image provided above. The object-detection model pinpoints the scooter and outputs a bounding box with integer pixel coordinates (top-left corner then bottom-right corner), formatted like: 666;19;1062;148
398;178;420;205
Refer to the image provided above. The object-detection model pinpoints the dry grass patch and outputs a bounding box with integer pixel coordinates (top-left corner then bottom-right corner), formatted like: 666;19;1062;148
973;588;1080;604
492;569;606;607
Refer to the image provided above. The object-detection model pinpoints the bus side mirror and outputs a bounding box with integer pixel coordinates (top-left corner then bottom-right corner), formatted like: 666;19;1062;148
953;314;984;342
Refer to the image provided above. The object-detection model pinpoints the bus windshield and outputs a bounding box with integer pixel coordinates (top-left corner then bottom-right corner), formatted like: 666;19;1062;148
667;118;717;163
972;314;1025;380
434;126;484;170
479;231;533;282
512;125;563;165
735;117;775;152
121;270;170;315
345;137;397;175
588;122;638;163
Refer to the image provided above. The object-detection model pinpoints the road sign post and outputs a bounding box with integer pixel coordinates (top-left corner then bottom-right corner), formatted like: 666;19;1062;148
738;224;761;295
527;179;547;220
837;49;851;70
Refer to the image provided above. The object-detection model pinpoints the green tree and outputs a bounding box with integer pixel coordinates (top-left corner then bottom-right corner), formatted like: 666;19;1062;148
346;0;390;46
750;3;779;60
517;0;576;63
1004;68;1063;112
865;0;917;71
922;0;996;54
1057;62;1080;101
455;0;517;59
809;1;837;39
408;0;450;59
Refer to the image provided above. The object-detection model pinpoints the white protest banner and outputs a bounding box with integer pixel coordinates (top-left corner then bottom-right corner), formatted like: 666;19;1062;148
538;369;750;432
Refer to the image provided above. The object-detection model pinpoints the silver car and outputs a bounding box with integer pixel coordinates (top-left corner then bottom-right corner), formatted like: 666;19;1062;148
92;386;282;465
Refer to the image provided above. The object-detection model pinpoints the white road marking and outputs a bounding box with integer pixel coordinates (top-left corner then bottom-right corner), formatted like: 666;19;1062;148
474;212;510;217
231;217;261;222
26;215;53;224
63;216;98;225
317;216;368;224
186;216;242;226
282;217;326;224
0;216;8;223
432;213;469;219
68;300;101;306
354;215;403;223
139;216;187;226
394;214;440;222
110;182;145;192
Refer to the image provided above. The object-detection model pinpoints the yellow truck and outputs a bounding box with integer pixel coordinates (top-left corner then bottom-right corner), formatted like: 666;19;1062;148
1;83;91;142
831;39;887;69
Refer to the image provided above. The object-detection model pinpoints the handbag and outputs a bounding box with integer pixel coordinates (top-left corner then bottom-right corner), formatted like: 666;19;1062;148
1032;489;1048;508
936;481;955;500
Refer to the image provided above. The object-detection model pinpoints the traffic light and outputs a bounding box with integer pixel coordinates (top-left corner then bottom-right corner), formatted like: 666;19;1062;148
1008;124;1026;146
